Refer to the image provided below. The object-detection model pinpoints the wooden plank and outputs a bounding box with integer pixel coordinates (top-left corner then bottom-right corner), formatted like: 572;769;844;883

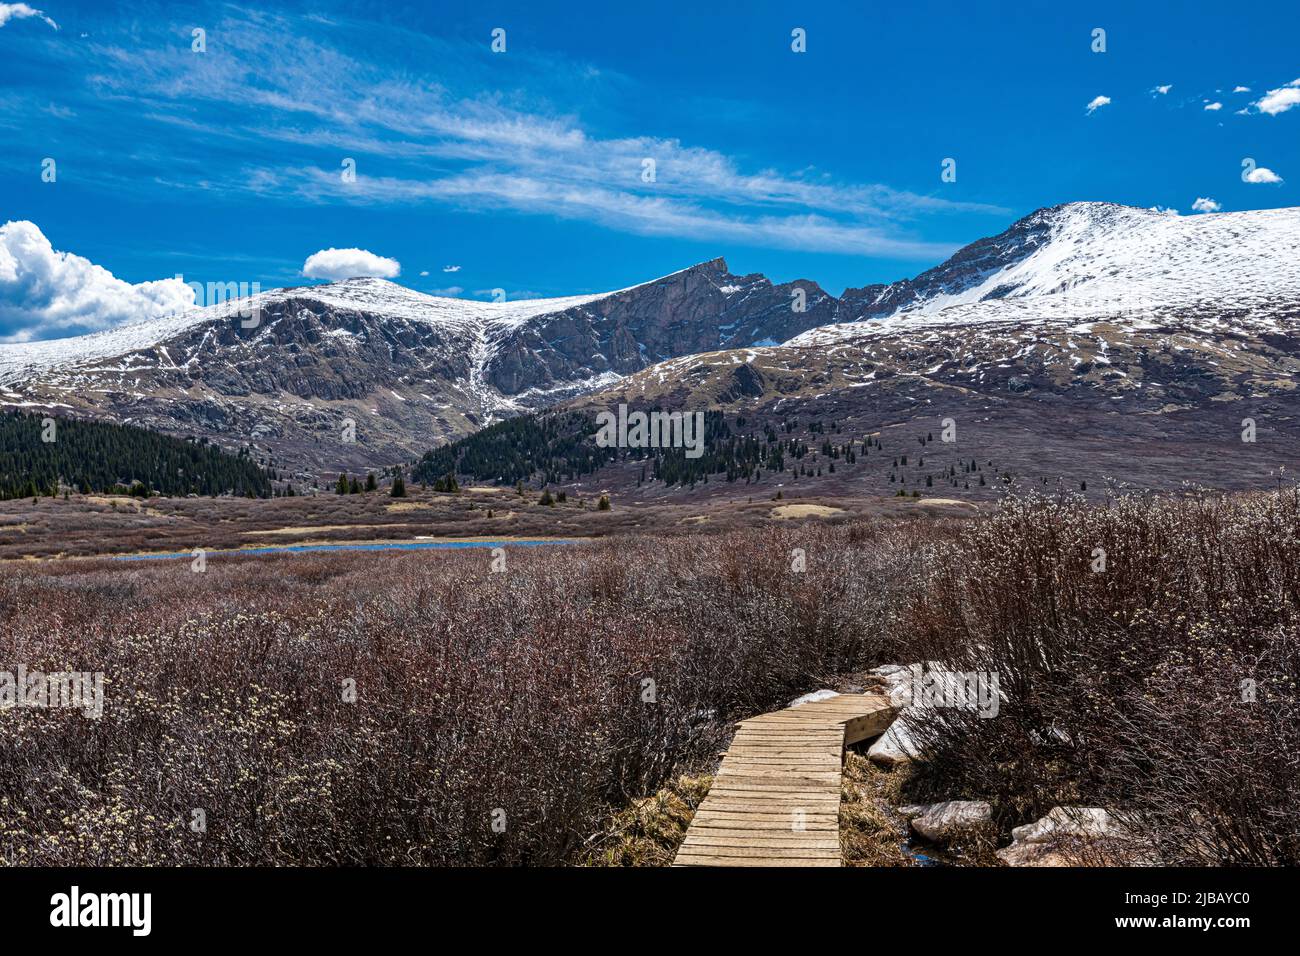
674;847;839;861
680;834;838;846
672;692;897;868
672;855;839;867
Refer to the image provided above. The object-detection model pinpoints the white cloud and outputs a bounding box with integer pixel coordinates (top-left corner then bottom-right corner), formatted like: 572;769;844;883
1204;102;1223;111
1086;95;1111;115
43;10;1003;262
1233;86;1251;93
428;286;463;296
1243;166;1283;184
301;248;400;280
0;220;194;342
1255;80;1300;116
0;3;57;29
1153;85;1172;95
442;264;461;272
418;270;429;277
1191;197;1221;213
298;168;962;259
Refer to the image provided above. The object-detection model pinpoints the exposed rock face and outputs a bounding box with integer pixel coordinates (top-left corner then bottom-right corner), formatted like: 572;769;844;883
489;259;840;396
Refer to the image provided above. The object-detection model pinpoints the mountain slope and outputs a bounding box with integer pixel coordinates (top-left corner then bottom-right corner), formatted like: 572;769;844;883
837;202;1300;327
559;203;1300;499
0;260;841;473
4;201;1297;487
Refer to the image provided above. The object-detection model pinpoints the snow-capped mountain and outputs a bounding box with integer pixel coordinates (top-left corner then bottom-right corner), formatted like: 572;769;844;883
603;202;1300;400
570;203;1300;497
4;201;1297;481
827;201;1300;336
0;258;842;472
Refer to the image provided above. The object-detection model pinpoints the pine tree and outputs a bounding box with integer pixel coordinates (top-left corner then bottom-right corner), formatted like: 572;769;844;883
390;473;407;498
365;472;377;492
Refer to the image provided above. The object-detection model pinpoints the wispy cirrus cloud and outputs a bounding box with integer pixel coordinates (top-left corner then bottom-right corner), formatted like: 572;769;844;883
9;6;1001;261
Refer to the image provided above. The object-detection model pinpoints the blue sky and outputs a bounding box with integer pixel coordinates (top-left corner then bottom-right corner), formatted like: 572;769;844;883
0;0;1297;340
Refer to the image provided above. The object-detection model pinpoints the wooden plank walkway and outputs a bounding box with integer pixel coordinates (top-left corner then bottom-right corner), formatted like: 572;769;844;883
673;694;898;867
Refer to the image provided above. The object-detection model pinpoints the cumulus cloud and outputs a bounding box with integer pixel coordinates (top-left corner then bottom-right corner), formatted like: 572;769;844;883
1153;85;1172;95
1204;101;1222;111
418;270;429;277
442;265;461;272
1255;79;1300;116
1086;95;1111;115
301;248;400;280
0;3;58;29
0;220;194;342
428;286;463;296
1233;86;1251;93
1243;166;1283;184
1191;197;1221;213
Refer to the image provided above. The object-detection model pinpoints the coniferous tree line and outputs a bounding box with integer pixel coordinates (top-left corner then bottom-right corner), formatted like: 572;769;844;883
412;411;625;487
412;407;881;490
0;411;272;500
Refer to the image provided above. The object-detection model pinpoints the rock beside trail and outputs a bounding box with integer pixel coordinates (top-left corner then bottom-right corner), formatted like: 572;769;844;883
1011;806;1123;844
787;689;840;707
866;662;999;766
905;801;993;843
866;716;923;766
868;663;923;707
996;841;1074;867
866;665;921;765
997;806;1156;867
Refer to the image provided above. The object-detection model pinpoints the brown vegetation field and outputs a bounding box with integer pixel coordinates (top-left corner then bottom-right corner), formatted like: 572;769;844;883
1;489;1296;866
0;485;968;560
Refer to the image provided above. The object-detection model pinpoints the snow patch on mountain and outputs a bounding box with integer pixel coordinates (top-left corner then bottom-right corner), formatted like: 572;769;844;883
790;203;1300;347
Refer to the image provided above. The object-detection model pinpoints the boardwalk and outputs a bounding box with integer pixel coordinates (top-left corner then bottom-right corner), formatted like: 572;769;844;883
673;694;898;867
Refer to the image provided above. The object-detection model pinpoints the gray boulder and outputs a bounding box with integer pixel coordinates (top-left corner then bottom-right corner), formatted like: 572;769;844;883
908;801;993;843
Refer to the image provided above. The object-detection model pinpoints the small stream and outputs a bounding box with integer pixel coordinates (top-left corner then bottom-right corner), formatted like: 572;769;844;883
111;539;581;561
